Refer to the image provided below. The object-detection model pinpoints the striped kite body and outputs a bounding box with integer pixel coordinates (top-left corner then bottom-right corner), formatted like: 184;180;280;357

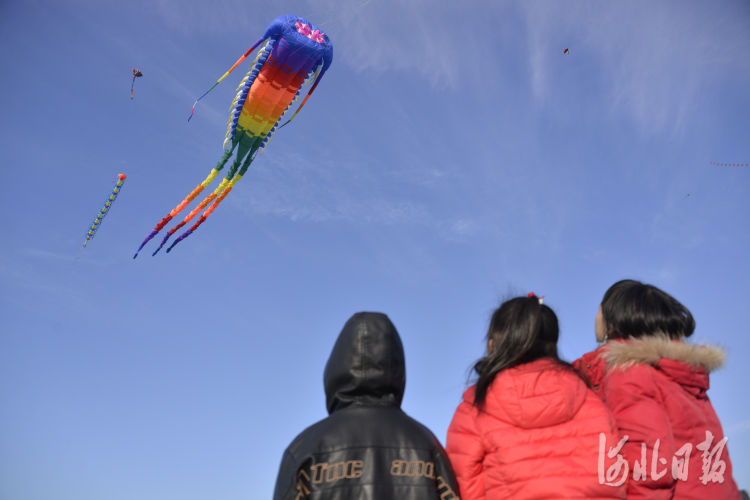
134;14;332;257
84;173;126;248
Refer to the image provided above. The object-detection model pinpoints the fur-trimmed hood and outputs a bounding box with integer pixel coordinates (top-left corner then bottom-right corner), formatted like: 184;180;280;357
603;335;726;372
573;336;726;399
571;336;742;499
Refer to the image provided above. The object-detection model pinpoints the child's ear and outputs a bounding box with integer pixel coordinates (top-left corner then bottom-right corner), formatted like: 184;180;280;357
487;338;494;355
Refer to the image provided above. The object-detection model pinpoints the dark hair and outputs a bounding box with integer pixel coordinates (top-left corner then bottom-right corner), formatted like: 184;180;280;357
600;279;695;340
473;294;561;406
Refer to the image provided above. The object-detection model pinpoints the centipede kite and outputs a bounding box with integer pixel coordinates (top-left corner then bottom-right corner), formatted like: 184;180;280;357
84;173;126;248
133;14;333;257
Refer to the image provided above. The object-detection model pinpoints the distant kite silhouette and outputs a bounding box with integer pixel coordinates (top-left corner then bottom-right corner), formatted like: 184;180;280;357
710;161;748;167
562;48;569;55
131;68;143;99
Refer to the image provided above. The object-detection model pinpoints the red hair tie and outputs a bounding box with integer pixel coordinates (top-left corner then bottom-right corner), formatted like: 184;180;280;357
528;292;544;304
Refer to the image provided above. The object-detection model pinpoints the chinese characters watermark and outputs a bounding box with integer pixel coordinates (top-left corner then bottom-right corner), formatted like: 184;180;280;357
598;431;728;486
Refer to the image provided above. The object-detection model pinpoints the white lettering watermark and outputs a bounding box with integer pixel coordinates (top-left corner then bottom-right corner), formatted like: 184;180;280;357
598;431;727;486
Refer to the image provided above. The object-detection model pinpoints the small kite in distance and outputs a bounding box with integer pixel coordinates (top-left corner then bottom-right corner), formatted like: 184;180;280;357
709;161;748;167
83;174;126;248
131;68;143;99
562;48;569;54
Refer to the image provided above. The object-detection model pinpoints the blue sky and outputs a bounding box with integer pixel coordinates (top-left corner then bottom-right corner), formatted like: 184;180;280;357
1;0;749;498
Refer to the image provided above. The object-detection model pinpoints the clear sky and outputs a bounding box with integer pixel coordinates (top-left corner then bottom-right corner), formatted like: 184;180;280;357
1;0;749;498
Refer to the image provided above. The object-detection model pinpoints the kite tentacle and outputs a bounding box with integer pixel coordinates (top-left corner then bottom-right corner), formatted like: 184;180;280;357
150;138;254;255
150;179;228;256
188;37;267;121
166;180;238;253
133;146;236;258
279;63;328;129
166;149;256;253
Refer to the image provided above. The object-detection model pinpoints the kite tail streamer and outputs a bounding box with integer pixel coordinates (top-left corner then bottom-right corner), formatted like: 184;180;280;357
143;139;250;256
131;75;136;99
133;172;215;257
84;174;126;248
133;148;235;258
166;180;238;253
188;37;266;121
166;150;255;253
187;83;219;121
151;178;229;256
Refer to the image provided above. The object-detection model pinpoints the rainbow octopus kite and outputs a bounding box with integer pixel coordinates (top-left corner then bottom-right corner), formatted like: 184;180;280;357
84;173;126;248
133;14;332;257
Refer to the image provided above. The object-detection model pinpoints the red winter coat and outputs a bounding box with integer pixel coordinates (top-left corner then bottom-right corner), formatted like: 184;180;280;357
446;358;626;500
574;336;741;499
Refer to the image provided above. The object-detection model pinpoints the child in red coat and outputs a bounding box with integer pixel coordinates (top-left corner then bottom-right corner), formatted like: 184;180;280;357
574;279;742;499
447;294;626;499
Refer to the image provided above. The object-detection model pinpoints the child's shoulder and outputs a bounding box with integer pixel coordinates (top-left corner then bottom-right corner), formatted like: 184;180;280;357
573;345;609;392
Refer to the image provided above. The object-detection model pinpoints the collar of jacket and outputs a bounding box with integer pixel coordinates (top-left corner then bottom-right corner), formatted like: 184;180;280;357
603;335;725;372
602;335;725;397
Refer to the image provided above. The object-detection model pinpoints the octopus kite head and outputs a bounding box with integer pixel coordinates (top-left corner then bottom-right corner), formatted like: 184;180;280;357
262;14;333;74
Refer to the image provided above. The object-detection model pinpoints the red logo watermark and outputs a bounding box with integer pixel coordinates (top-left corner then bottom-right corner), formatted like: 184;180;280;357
598;431;728;486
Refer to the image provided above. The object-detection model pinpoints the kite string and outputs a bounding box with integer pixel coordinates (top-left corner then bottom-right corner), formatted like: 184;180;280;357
312;0;374;31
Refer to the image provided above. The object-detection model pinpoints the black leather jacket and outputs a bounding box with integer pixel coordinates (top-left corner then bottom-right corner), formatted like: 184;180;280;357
273;312;460;500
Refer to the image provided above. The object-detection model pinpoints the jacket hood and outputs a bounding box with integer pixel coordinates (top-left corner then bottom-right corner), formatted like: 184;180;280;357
323;312;406;414
603;336;725;395
466;358;587;429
